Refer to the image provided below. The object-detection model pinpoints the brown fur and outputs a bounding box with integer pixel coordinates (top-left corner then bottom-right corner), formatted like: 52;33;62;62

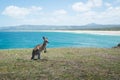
31;37;49;59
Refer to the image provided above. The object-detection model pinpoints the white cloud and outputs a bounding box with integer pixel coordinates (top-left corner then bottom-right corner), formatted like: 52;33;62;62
54;9;67;15
104;3;111;7
2;6;29;18
101;7;120;18
88;0;102;7
30;6;42;11
71;4;120;25
72;0;103;12
19;9;68;25
18;6;120;25
2;1;120;26
70;0;120;25
91;6;120;24
2;5;42;19
72;2;91;12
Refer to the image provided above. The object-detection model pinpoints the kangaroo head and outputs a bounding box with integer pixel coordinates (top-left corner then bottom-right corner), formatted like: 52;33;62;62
43;36;49;43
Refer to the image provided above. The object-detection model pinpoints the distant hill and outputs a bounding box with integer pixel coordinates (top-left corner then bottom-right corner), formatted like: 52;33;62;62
0;24;120;31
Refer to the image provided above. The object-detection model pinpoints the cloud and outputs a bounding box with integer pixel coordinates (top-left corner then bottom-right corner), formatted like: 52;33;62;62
54;9;67;15
18;9;68;25
71;2;120;25
88;0;102;7
37;9;68;24
72;2;91;12
88;6;120;24
30;6;42;12
100;7;120;19
2;5;42;19
72;0;103;12
104;2;111;7
18;6;120;25
70;0;120;25
2;0;120;26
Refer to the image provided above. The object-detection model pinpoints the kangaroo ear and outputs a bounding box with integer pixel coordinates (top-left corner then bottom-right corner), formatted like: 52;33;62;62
43;36;45;40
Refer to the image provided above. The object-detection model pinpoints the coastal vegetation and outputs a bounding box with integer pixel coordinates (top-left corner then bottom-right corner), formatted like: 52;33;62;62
0;24;120;31
0;48;120;80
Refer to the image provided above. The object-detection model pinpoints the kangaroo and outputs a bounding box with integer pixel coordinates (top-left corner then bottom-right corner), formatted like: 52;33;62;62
31;36;49;60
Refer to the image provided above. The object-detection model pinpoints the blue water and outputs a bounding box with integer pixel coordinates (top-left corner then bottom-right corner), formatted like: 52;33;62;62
0;32;120;49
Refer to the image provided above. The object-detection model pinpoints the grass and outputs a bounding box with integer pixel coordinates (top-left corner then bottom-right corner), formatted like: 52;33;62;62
0;48;120;80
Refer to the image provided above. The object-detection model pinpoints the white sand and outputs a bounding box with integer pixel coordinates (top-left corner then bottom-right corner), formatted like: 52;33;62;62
38;30;120;36
8;30;120;36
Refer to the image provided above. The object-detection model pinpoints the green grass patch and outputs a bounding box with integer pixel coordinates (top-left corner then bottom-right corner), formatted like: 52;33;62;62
0;48;120;80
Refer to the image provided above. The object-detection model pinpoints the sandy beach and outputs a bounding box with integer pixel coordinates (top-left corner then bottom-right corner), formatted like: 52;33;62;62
62;30;120;36
33;30;120;36
6;30;120;36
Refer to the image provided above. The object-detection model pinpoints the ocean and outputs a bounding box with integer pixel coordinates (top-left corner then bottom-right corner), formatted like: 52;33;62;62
0;32;120;49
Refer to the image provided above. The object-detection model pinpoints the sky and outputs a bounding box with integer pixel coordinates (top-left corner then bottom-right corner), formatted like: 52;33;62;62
0;0;120;27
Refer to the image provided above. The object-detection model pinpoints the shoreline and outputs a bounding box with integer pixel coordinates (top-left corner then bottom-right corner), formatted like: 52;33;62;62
1;30;120;36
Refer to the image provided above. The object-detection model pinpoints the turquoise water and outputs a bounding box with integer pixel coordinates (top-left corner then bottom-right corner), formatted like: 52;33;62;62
0;32;120;49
